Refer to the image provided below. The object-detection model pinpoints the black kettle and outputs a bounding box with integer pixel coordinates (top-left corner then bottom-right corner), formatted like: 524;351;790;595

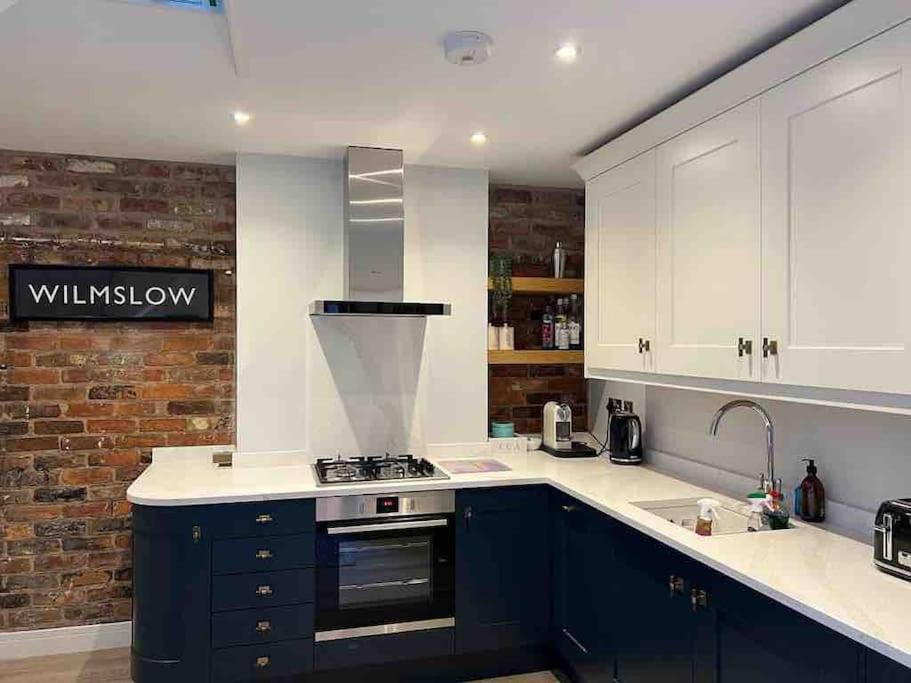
608;409;643;465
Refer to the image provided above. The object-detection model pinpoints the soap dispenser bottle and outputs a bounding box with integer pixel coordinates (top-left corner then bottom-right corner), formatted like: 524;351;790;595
797;458;826;522
695;498;720;536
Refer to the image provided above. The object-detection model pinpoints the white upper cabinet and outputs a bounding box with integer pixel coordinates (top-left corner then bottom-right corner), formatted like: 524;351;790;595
655;100;761;380
760;22;911;394
585;151;656;372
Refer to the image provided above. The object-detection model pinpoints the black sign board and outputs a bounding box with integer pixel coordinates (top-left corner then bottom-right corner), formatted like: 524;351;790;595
9;265;213;322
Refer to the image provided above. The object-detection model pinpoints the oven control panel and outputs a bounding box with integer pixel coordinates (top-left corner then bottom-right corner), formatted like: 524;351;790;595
376;496;400;514
315;489;455;522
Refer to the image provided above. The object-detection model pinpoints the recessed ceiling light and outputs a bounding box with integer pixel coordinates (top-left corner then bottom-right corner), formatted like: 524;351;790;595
232;110;253;126
470;131;488;146
554;43;580;63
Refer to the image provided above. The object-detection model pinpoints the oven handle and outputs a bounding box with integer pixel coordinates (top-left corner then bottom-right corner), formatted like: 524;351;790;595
326;518;449;535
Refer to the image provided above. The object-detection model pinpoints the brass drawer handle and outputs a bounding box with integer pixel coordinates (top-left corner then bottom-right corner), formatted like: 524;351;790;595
255;656;271;669
668;574;685;596
255;549;273;560
255;514;273;524
256;585;273;597
255;620;272;633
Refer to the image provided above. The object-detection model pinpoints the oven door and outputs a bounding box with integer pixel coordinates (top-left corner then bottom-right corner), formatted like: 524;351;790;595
315;515;454;637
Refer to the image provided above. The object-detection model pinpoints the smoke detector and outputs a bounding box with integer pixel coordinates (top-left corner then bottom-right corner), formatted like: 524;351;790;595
443;31;493;66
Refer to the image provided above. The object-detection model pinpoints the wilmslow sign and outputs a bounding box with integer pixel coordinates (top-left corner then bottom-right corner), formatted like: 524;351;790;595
9;265;213;322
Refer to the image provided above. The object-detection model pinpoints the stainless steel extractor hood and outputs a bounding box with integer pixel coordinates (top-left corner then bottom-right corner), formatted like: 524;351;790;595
309;147;451;317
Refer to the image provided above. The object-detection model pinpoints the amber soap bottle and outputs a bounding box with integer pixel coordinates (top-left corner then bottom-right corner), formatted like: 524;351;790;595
797;458;826;522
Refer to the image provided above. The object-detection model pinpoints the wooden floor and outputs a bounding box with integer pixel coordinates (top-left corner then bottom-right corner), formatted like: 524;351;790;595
0;648;559;683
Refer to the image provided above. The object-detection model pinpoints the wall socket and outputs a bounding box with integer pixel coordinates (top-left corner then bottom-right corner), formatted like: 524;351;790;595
607;398;635;414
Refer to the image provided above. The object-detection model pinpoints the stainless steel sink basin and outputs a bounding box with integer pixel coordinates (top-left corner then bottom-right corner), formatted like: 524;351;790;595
633;497;790;535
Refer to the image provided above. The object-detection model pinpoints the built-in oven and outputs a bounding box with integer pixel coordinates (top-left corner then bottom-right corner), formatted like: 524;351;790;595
314;490;455;642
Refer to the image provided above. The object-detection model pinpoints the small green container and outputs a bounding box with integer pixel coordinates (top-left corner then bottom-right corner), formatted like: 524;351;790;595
490;421;515;438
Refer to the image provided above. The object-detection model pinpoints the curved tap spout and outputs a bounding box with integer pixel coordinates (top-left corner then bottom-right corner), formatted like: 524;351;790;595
708;400;775;491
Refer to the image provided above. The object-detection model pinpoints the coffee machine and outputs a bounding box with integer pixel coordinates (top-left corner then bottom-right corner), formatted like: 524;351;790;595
542;402;597;458
543;401;573;452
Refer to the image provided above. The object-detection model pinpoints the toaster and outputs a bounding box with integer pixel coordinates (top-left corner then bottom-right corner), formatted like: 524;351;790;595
874;499;911;581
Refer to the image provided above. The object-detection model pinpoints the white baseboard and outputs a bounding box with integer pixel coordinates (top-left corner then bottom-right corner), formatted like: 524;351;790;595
0;621;131;661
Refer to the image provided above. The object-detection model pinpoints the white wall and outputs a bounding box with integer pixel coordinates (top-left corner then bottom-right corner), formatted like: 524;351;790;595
236;154;488;455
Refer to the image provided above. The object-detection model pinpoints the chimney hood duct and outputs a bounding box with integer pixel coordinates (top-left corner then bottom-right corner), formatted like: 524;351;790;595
309;146;452;317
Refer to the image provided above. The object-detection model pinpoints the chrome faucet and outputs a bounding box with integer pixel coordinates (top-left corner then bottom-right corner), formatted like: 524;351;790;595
708;400;780;495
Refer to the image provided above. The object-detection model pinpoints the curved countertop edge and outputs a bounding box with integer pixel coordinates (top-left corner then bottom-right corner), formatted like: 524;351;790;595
126;451;911;670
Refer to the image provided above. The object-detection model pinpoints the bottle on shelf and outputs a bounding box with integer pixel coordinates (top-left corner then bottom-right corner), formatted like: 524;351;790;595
556;298;570;350
568;294;581;350
542;301;555;350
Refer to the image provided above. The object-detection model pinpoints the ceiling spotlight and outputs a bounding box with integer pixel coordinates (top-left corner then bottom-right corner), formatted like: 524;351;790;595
232;110;253;126
470;131;488;146
554;43;580;63
443;31;494;66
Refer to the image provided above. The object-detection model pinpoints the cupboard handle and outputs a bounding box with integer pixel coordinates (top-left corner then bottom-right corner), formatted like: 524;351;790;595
561;504;577;513
464;506;472;529
255;514;273;525
668;574;685;596
255;656;271;669
562;628;589;654
191;526;201;544
255;620;272;633
255;585;273;597
691;587;708;611
638;337;650;354
762;338;779;358
255;549;273;560
738;338;753;357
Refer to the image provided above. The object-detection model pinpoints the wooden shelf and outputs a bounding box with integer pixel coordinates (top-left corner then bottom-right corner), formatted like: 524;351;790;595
487;277;584;295
488;350;584;365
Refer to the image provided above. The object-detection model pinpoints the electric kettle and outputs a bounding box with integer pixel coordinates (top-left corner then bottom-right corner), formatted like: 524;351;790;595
608;409;643;465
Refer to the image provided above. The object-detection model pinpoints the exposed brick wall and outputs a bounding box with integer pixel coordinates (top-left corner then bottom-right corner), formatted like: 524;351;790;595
488;185;587;435
0;150;235;631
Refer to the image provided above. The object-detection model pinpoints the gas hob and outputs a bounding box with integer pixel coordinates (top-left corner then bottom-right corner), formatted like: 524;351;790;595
313;454;449;486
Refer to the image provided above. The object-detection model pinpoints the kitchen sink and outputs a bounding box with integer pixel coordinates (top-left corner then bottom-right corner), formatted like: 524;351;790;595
633;497;790;535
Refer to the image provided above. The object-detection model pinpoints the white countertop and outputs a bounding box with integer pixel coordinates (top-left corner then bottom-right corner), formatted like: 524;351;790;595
127;449;911;669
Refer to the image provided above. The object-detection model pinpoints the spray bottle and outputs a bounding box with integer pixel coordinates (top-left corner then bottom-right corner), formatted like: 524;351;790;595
695;498;721;536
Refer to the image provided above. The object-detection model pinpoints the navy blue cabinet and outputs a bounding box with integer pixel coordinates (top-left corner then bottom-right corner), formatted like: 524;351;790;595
551;491;614;682
131;499;315;683
132;504;212;683
867;650;911;682
704;568;861;683
611;523;706;683
454;486;550;653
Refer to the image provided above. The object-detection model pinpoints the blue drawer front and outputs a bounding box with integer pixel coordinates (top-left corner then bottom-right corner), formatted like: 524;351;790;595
212;534;314;575
212;603;314;649
314;628;454;671
211;638;313;682
212;568;314;612
210;499;315;539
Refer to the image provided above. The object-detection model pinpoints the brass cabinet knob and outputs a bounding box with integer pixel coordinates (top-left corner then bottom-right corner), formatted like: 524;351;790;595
255;620;272;633
255;656;271;669
255;549;273;560
668;574;685;596
255;585;273;597
691;587;708;611
255;514;273;524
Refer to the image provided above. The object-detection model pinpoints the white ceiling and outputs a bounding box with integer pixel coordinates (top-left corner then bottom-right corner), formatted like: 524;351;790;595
0;0;846;187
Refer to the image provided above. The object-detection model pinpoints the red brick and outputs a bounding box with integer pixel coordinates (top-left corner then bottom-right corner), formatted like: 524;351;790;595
34;420;85;435
9;368;60;384
140;383;193;400
139;417;186;432
162;336;213;351
5;436;60;452
60;468;115;485
144;351;195;366
86;419;137;434
6;335;57;350
65;402;117;418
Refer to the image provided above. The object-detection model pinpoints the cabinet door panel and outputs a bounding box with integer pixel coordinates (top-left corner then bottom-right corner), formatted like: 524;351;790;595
585;151;656;372
761;23;911;393
656;100;761;380
455;487;549;653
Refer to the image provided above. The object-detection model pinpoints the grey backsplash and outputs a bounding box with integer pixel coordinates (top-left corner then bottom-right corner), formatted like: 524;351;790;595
589;380;911;541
